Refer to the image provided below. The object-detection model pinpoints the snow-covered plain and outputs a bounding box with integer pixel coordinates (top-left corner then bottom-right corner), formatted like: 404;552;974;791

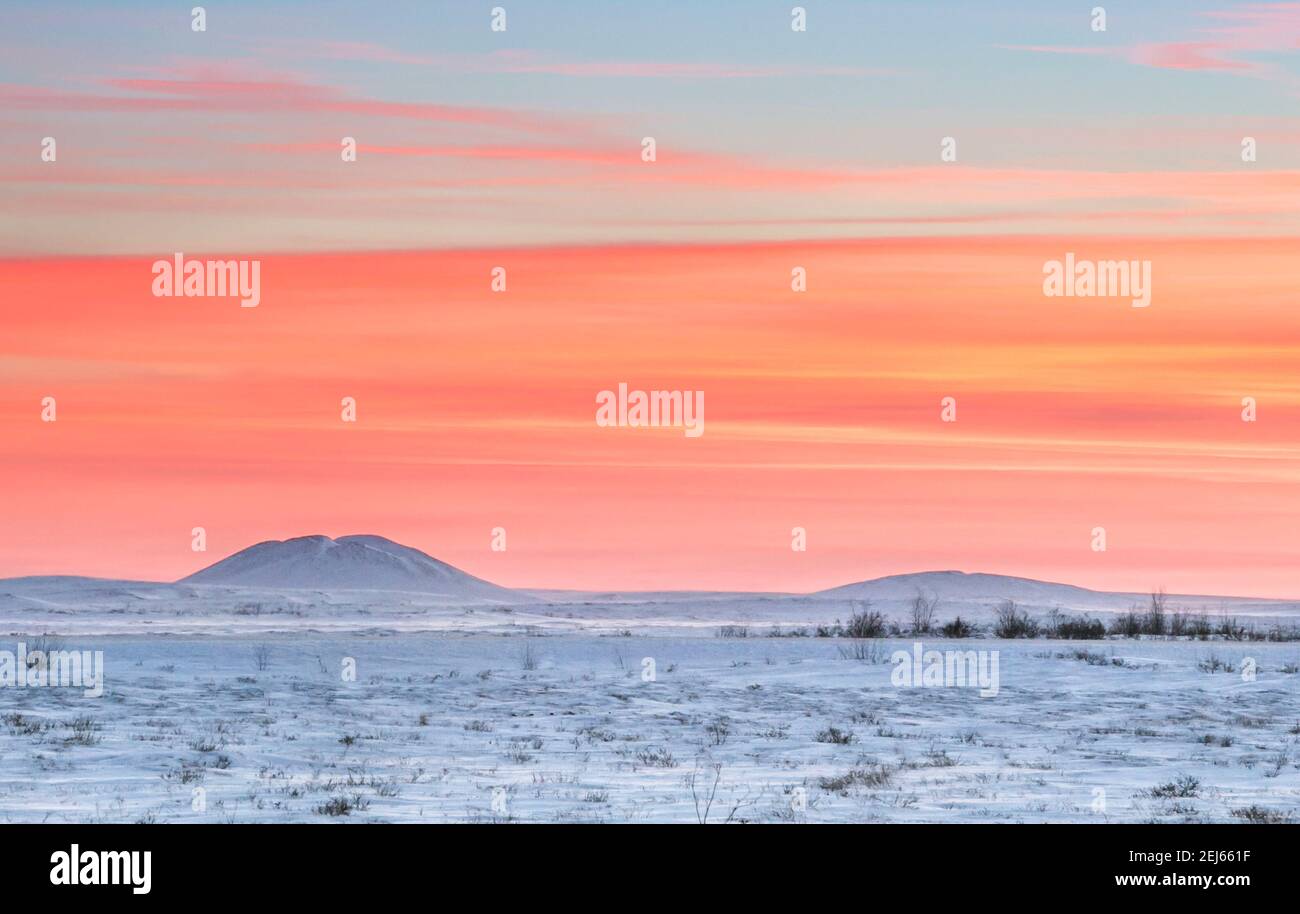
2;546;1297;823
1;628;1297;823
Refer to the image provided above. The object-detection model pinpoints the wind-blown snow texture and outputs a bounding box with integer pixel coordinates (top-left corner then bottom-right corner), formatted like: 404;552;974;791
0;635;1297;824
1;538;1297;822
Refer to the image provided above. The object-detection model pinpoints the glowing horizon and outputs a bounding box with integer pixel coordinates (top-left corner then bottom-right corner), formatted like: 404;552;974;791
4;235;1297;598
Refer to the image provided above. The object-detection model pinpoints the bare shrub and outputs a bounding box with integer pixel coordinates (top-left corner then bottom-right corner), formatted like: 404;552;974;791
686;760;757;824
1109;610;1143;638
1144;589;1168;636
1143;775;1199;799
1044;609;1105;639
705;719;730;746
819;764;894;793
837;640;884;663
1231;805;1292;824
1216;615;1248;641
3;713;52;738
940;616;976;638
844;602;887;639
909;591;939;634
1197;653;1235;673
64;716;101;747
1062;648;1110;666
1263;625;1300;642
635;747;677;768
994;600;1039;639
1170;611;1211;639
316;794;369;816
814;726;855;745
687;761;722;824
519;639;539;671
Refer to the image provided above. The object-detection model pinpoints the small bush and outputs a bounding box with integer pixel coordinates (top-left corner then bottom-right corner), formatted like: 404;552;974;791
1109;611;1143;638
1144;590;1168;636
844;604;887;639
634;747;677;768
1145;775;1200;799
316;794;368;816
909;592;939;634
717;625;748;639
705;719;730;746
1263;626;1300;643
994;601;1039;639
4;712;52;737
1170;611;1211;639
837;640;884;662
814;726;855;745
64;716;102;747
1216;616;1248;641
941;616;976;638
1045;610;1105;640
1230;805;1291;824
1197;653;1234;673
818;764;893;792
1064;648;1110;666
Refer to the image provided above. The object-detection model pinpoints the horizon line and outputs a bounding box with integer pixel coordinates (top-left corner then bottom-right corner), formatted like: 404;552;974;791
5;548;1294;605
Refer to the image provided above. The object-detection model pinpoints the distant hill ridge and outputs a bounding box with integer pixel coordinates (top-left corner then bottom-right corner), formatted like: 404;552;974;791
817;570;1117;603
0;537;1291;608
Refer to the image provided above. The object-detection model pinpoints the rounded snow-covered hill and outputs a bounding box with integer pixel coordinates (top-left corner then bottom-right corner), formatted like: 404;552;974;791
180;534;521;600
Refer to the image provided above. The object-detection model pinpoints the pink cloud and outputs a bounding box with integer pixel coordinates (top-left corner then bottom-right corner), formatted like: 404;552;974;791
1196;1;1300;50
1004;3;1300;80
0;67;576;133
1128;41;1255;71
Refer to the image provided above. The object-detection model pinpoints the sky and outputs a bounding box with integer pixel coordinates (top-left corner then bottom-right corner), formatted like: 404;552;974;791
1;1;1298;596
